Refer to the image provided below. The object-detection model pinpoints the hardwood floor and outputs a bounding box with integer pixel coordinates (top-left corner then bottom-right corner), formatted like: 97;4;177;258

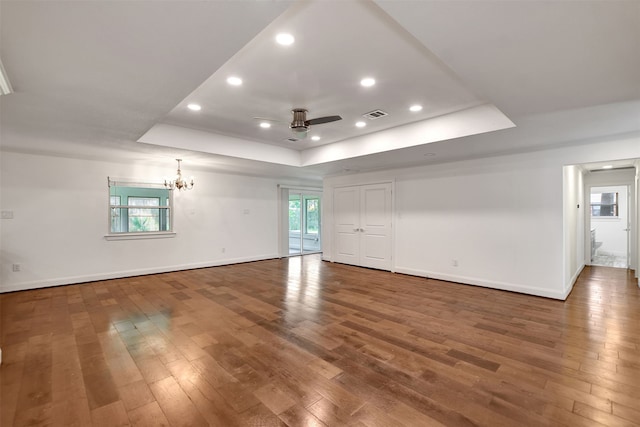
1;255;639;426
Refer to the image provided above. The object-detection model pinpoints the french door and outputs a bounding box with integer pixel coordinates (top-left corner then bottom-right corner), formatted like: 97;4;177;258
288;192;322;255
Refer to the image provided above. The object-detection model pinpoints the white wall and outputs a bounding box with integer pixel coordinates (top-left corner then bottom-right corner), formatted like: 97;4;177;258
0;151;311;292
590;185;629;257
323;134;640;299
563;165;585;292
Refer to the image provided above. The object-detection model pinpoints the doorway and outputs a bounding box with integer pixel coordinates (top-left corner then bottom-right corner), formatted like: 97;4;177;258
589;185;630;268
287;192;321;255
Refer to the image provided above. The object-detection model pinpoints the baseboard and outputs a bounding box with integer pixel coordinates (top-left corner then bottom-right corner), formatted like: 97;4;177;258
0;253;279;293
564;263;586;299
394;266;568;300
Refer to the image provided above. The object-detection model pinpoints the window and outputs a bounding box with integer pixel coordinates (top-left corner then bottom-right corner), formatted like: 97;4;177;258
305;197;319;234
590;192;618;217
107;178;173;238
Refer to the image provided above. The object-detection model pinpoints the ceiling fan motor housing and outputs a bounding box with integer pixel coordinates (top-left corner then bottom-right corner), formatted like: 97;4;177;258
290;109;309;133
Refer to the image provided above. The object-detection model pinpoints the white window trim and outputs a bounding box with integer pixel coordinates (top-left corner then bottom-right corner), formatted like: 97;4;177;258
104;231;176;241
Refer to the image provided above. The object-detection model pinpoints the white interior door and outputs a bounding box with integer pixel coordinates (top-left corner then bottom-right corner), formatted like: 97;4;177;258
360;183;392;270
334;186;360;265
333;183;392;270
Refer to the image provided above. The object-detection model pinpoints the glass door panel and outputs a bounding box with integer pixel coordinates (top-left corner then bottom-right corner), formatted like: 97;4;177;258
302;196;321;253
288;193;301;255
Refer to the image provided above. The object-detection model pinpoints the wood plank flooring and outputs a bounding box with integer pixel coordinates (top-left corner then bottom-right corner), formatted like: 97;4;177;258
1;255;639;426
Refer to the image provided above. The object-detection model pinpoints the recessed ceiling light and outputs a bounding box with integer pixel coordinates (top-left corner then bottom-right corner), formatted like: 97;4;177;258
227;76;242;86
311;135;320;141
360;78;375;87
410;105;423;112
276;33;295;46
355;121;366;128
187;103;201;111
424;153;435;157
259;122;271;129
602;165;613;169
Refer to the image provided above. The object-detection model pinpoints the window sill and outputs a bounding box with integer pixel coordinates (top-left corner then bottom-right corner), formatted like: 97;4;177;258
104;232;176;241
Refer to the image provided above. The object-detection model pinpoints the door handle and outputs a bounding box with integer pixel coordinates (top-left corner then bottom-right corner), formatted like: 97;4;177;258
623;228;630;231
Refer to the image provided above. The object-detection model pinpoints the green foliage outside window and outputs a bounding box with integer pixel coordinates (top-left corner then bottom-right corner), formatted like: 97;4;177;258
289;199;301;231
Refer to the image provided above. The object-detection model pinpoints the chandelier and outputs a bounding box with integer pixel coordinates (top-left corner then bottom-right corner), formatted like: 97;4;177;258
164;159;194;191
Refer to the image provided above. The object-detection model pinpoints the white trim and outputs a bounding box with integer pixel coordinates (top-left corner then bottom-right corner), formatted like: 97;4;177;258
394;266;571;300
0;58;13;96
107;176;166;188
565;263;586;296
277;184;322;191
104;231;176;241
0;253;279;293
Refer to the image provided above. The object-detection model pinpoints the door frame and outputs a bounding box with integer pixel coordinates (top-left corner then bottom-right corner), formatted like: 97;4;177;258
583;169;636;270
277;184;323;258
587;184;631;268
330;180;396;272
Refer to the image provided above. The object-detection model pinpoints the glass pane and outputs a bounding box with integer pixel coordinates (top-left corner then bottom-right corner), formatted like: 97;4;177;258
289;194;301;255
302;195;321;253
590;192;618;217
305;198;319;234
128;197;160;232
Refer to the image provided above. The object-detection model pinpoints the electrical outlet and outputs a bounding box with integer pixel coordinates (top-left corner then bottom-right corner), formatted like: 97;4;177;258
451;259;458;267
221;247;226;253
1;211;14;219
12;263;21;272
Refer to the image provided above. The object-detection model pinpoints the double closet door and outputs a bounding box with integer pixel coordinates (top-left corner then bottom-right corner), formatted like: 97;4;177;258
333;183;392;270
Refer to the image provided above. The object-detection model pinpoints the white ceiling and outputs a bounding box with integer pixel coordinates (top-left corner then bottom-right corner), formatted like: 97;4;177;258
1;0;639;181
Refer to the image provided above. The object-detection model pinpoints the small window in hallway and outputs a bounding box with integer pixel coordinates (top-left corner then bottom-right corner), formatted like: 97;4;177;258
590;192;618;217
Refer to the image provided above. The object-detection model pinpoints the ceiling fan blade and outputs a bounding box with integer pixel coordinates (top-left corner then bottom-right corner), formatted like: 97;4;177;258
253;116;282;122
305;115;342;126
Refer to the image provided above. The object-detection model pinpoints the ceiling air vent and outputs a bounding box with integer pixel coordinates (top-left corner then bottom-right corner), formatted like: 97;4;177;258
286;137;300;143
363;109;388;120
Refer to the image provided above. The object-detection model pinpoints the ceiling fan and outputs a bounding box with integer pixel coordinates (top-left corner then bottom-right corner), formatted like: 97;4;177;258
256;109;342;138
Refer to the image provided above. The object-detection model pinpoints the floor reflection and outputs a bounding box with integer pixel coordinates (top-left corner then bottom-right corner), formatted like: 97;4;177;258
283;255;323;324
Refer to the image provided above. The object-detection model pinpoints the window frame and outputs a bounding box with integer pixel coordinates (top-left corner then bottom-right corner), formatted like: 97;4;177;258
590;191;619;218
105;177;176;241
